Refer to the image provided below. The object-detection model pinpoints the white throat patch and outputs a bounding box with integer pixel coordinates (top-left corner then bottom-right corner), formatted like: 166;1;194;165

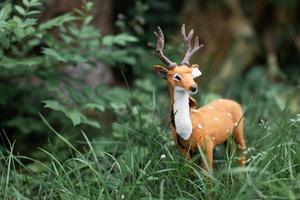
173;86;192;140
192;68;202;78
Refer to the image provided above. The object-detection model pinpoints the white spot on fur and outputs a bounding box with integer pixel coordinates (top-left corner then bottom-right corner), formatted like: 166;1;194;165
192;68;202;78
214;117;219;121
226;112;232;118
235;123;238;126
197;124;203;129
212;137;216;141
173;86;192;140
226;129;230;133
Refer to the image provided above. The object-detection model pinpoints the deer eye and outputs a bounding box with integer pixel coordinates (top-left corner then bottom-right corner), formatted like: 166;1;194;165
173;74;182;81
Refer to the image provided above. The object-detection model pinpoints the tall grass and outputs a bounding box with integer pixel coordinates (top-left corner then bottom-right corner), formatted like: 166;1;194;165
0;92;299;199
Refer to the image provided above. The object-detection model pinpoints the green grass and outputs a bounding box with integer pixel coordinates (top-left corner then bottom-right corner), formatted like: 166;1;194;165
0;88;300;199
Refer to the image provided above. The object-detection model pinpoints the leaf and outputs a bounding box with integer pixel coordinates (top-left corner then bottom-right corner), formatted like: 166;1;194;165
27;10;40;16
43;100;81;127
0;32;10;49
113;33;138;46
81;116;100;129
85;2;94;12
0;4;12;21
14;28;25;40
0;49;3;59
43;100;65;112
30;0;39;4
38;13;77;30
83;16;93;25
102;35;114;46
43;48;66;62
15;5;26;16
111;50;136;65
64;83;85;104
23;18;37;27
28;1;42;7
0;56;43;68
103;34;137;46
110;102;126;112
65;110;81;127
84;103;105;112
12;16;22;26
22;0;30;7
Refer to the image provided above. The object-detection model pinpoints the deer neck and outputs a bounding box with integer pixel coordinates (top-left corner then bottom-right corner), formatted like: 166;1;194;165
170;86;193;140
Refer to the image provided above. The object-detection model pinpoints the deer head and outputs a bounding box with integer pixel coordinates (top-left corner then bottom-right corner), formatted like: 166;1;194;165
154;24;204;95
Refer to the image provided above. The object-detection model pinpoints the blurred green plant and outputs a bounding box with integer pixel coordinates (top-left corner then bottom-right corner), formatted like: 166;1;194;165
0;0;138;145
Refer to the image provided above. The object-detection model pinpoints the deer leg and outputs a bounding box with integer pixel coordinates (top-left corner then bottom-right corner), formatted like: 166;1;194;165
233;120;247;166
181;148;191;160
200;140;214;174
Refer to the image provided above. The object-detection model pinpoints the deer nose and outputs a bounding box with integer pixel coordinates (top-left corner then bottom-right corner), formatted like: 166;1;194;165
190;85;198;94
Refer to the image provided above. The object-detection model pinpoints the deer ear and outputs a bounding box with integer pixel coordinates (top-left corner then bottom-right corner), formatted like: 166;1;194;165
154;65;169;79
191;65;202;78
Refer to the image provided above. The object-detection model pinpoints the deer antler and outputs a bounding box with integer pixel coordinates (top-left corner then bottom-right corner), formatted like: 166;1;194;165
154;26;176;68
181;24;204;66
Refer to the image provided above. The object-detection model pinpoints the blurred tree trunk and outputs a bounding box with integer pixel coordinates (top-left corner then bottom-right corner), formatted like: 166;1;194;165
42;0;114;86
181;0;258;92
43;0;112;33
181;0;299;92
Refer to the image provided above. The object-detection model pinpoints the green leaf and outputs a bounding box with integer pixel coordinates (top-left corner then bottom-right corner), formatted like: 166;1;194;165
22;0;30;7
27;10;40;16
43;48;66;62
86;2;94;12
12;16;22;26
83;16;93;25
14;28;25;40
43;100;82;127
113;33;138;46
102;35;114;46
0;56;43;68
0;49;3;59
84;103;105;112
0;32;10;49
81;116;100;129
111;50;136;65
43;100;65;112
28;0;42;7
103;34;138;46
23;18;37;27
0;4;12;21
38;13;77;30
15;5;26;16
65;110;81;127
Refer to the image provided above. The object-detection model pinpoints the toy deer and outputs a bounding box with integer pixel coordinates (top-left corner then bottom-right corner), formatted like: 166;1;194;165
154;24;247;173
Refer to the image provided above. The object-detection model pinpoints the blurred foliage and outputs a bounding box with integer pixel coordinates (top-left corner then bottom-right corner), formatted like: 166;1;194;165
0;0;297;155
0;0;138;152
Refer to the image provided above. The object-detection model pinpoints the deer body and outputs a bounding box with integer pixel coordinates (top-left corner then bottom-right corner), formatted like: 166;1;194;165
170;86;246;172
154;25;247;173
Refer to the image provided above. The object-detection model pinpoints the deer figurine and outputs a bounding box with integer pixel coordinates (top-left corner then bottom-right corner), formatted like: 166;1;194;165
154;24;247;173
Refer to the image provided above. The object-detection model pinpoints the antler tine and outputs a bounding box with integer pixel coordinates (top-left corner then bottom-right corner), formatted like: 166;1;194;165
154;26;176;68
181;24;204;66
